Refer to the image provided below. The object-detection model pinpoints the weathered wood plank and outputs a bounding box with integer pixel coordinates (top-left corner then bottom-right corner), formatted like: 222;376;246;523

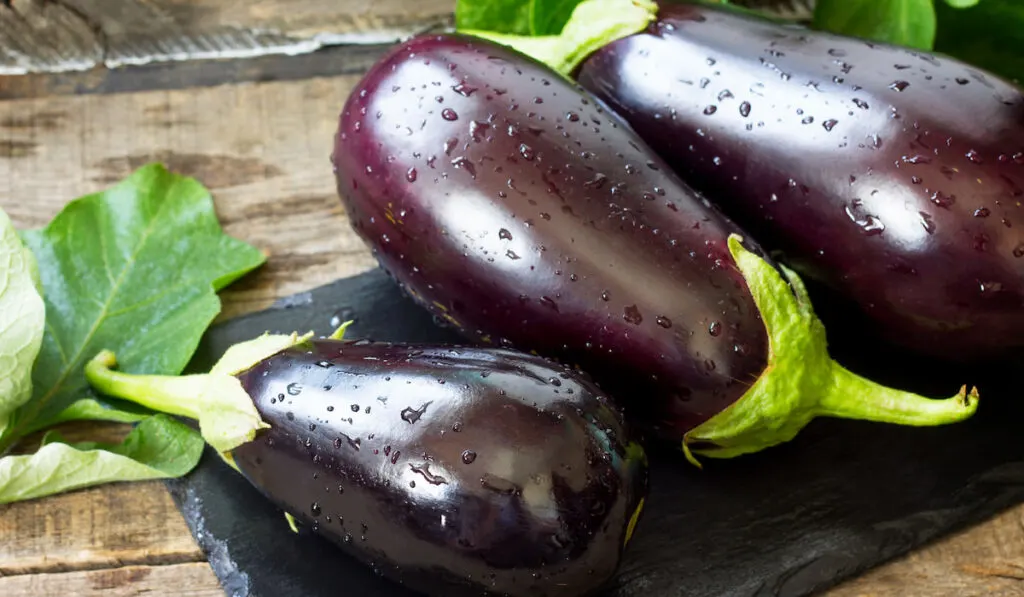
0;0;821;79
0;0;452;75
0;562;222;596
0;73;378;320
0;43;393;100
830;505;1024;597
0;480;203;576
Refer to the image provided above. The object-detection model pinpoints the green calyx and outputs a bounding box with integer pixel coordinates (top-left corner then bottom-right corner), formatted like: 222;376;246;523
84;331;318;468
459;0;659;77
683;235;979;466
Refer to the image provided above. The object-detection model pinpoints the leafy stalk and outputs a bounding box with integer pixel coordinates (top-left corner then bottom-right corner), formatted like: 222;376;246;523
0;163;265;455
85;331;317;458
0;415;203;504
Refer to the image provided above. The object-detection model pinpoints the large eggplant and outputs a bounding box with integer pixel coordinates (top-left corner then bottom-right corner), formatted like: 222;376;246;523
471;0;1024;360
331;32;975;462
85;331;649;597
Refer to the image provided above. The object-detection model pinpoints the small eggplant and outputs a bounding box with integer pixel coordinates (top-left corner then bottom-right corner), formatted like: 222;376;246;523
467;0;1024;360
331;31;976;462
84;329;649;597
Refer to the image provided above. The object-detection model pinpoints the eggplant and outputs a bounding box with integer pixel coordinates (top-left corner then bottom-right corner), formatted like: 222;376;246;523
331;32;976;462
486;0;1024;360
84;331;648;597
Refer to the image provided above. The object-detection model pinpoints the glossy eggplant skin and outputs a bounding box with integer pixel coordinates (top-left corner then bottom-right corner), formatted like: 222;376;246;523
332;33;771;438
575;3;1024;359
230;340;649;597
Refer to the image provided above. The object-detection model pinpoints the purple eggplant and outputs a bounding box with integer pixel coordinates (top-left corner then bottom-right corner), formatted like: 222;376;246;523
331;32;976;462
510;1;1024;360
85;333;648;597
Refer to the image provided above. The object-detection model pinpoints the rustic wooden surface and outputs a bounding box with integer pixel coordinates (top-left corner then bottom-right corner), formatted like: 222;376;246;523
0;1;1022;596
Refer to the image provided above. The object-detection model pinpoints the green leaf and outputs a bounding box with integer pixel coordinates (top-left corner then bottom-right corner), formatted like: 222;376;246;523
455;0;534;35
813;0;937;50
943;0;980;7
0;414;203;504
0;163;265;454
460;0;659;78
0;209;46;435
935;0;1024;84
21;398;151;437
530;0;585;35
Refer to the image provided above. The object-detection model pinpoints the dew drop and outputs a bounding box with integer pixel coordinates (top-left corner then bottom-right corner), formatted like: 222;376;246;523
401;402;432;424
979;280;1003;293
499;228;513;240
462;450;478;464
889;80;910;92
822;119;838;131
623;305;643;325
709;321;722;336
410;462;448;485
441;108;459;121
452;82;478;97
469;120;490;142
919;212;935;234
406;167;418;182
739;102;751;117
930;191;956;208
451;156;476;177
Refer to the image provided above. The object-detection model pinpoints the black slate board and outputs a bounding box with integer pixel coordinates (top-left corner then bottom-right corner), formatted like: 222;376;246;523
166;268;1024;597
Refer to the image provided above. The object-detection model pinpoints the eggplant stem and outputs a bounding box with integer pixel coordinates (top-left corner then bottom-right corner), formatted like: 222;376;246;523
683;235;979;462
819;364;979;425
84;350;206;422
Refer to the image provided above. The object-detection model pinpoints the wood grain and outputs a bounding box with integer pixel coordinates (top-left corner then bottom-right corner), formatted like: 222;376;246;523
831;505;1024;596
0;481;203;576
0;0;452;75
0;72;378;320
0;562;222;596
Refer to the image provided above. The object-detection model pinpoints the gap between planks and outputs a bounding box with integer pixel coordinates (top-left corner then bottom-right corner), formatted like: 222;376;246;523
0;562;223;596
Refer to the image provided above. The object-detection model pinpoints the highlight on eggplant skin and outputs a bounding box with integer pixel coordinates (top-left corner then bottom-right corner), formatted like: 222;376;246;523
574;1;1024;360
229;340;650;597
332;32;773;440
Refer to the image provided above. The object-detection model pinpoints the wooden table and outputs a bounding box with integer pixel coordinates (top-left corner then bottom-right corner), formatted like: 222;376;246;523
0;1;1022;595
